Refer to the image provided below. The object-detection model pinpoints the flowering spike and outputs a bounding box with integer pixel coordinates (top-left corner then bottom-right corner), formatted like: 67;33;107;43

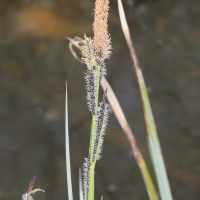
93;89;110;161
96;102;110;160
100;63;107;82
93;0;110;62
28;176;35;194
102;89;107;104
83;155;91;200
85;69;96;115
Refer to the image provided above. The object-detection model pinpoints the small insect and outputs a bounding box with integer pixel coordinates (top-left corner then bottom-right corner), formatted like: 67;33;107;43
22;176;45;200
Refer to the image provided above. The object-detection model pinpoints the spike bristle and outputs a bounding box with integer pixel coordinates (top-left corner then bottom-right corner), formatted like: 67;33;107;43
85;69;96;115
93;89;110;161
28;176;35;193
83;156;91;200
100;63;107;82
96;103;110;160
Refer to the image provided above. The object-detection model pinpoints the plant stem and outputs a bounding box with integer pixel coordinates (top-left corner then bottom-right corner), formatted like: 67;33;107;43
88;164;95;200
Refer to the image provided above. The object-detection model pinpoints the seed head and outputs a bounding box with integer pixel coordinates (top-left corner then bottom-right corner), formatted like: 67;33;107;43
83;156;91;200
22;176;44;200
85;69;96;115
93;89;110;161
93;0;111;62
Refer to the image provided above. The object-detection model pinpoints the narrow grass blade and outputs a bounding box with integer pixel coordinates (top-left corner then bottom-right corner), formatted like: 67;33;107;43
117;0;173;200
141;76;173;200
148;137;166;200
79;168;83;200
65;82;73;200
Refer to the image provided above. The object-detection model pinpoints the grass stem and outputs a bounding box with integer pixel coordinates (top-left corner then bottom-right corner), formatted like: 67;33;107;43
88;164;95;200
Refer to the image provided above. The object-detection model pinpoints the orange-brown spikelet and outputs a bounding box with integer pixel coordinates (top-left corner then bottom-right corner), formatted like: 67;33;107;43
93;0;111;63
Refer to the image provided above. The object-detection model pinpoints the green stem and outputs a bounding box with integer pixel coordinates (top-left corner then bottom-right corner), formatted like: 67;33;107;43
88;164;95;200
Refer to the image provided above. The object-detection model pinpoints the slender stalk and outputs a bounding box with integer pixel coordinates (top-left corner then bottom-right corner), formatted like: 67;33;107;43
65;82;73;200
88;164;95;200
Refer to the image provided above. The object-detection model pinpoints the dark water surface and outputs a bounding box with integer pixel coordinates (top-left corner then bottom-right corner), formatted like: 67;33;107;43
0;0;200;200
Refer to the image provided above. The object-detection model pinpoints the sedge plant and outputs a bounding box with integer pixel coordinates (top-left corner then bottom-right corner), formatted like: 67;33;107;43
67;0;159;200
81;1;111;200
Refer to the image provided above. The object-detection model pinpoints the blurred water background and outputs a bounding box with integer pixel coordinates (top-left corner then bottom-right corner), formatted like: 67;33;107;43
0;0;200;200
